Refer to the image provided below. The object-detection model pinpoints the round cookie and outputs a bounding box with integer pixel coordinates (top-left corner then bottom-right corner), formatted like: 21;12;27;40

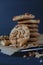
9;24;30;47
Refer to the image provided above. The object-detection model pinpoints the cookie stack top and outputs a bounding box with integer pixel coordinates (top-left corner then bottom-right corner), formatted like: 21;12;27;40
12;13;40;24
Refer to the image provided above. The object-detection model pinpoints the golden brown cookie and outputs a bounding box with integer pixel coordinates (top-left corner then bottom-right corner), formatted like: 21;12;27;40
18;24;38;28
9;24;30;47
30;33;40;37
30;29;39;32
13;13;35;21
18;20;40;24
28;38;38;42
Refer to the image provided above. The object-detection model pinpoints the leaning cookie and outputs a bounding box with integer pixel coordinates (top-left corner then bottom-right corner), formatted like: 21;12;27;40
12;13;35;21
9;24;30;47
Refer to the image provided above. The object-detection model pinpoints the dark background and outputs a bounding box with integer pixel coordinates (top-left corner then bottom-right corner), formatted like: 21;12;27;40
0;0;43;65
0;0;43;35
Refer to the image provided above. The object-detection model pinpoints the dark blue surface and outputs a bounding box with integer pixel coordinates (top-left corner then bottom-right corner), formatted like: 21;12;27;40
0;0;43;35
0;0;43;65
0;52;43;65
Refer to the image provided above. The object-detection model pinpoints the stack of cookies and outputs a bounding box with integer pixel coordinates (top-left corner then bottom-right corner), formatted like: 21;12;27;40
12;13;40;48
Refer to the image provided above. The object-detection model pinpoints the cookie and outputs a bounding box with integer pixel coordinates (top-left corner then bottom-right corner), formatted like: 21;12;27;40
30;33;40;37
30;29;39;32
18;20;40;24
13;13;35;21
9;24;30;47
28;38;38;42
18;24;38;28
